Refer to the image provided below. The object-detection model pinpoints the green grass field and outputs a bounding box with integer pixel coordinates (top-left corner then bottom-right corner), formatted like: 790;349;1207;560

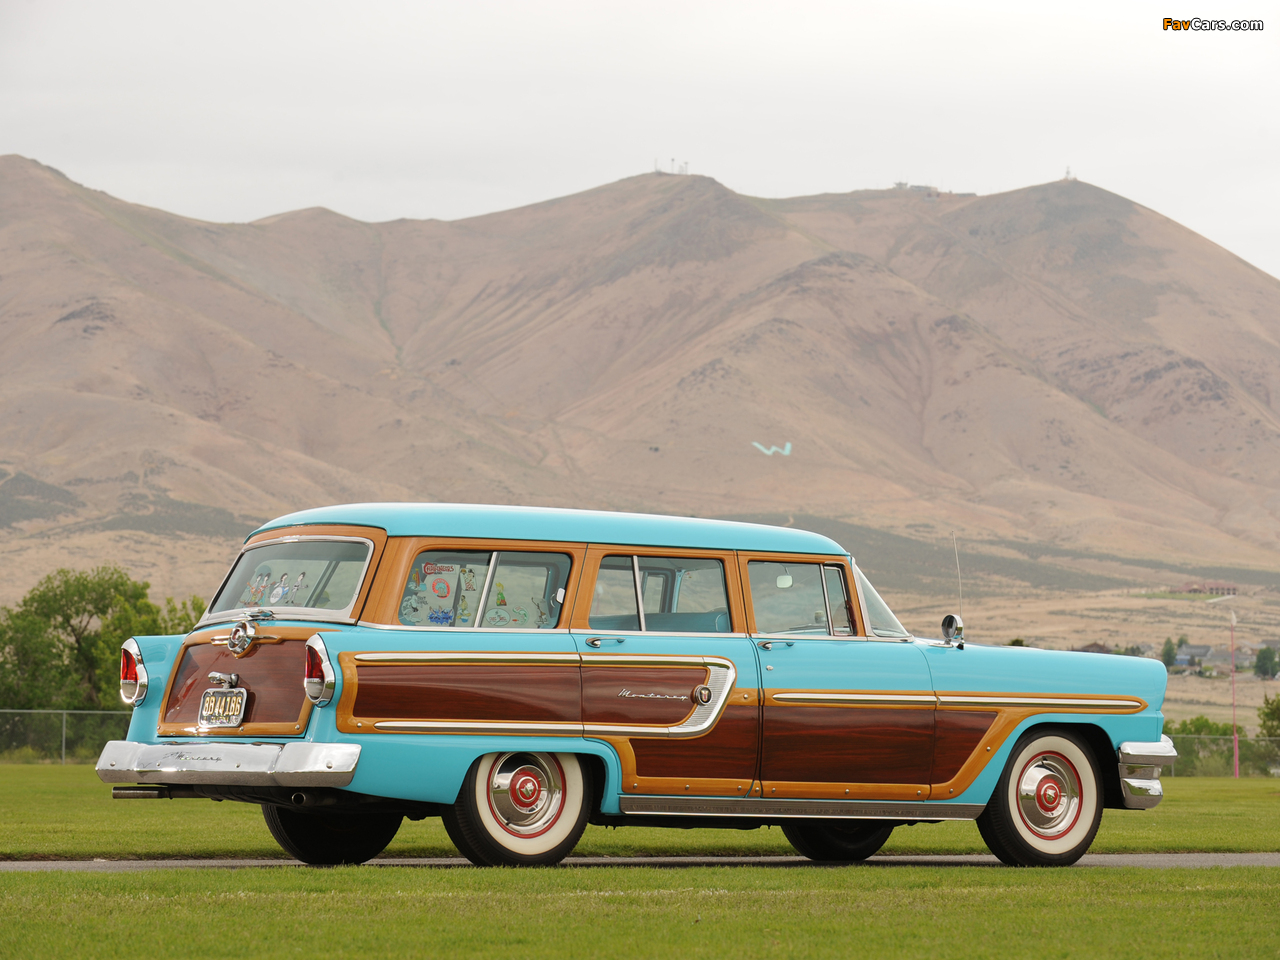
2;765;1277;860
3;767;1278;959
2;865;1277;959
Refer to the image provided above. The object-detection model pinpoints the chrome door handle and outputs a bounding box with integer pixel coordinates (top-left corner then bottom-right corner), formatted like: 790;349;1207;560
756;640;794;650
586;638;625;648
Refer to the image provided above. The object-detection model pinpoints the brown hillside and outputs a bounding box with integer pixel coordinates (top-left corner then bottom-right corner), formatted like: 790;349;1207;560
1;156;1278;604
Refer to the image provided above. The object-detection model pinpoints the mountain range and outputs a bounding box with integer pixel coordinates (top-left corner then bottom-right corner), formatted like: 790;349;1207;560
2;155;1279;605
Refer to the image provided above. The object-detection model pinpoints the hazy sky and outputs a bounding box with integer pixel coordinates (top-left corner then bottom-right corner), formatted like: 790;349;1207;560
2;0;1277;276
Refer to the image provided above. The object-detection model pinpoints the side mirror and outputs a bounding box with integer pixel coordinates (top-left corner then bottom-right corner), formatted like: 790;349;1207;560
941;614;964;648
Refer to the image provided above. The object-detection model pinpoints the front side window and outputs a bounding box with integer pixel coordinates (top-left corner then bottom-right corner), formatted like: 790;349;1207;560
210;538;372;619
398;550;571;628
589;555;731;633
748;561;831;636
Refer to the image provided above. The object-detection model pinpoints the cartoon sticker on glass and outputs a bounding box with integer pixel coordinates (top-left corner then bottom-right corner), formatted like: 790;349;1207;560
530;597;549;626
285;572;307;605
460;566;477;592
486;608;511;627
269;572;290;604
511;606;528;625
431;577;450;599
457;594;470;625
494;582;507;606
427;606;454;626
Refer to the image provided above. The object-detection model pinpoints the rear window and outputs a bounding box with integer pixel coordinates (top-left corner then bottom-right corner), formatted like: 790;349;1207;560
398;550;572;628
210;538;372;618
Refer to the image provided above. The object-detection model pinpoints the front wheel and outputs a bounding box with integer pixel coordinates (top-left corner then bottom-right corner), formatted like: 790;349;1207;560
442;752;590;866
261;804;403;865
976;729;1102;866
782;819;895;862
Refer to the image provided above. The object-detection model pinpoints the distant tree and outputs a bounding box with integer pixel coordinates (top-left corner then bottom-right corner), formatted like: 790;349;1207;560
1260;694;1280;740
1177;635;1189;648
1161;637;1177;667
1162;715;1241;737
1;567;205;709
1254;647;1277;680
1007;638;1026;647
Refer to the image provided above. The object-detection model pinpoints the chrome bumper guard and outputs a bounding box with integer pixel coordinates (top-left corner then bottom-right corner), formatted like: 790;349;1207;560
1117;735;1177;809
96;740;361;788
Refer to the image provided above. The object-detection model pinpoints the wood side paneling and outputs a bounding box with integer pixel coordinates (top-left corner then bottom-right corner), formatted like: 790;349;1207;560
164;640;307;725
581;666;706;726
761;706;934;783
932;710;996;783
631;705;759;778
353;664;580;722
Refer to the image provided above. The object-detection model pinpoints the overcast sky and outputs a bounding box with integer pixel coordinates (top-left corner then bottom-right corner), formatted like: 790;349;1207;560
2;0;1277;276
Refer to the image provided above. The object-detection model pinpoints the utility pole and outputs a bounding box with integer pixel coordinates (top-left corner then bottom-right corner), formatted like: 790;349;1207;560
1230;609;1238;778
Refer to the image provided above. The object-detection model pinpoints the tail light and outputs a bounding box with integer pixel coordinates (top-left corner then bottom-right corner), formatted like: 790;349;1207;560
304;635;335;705
120;637;148;705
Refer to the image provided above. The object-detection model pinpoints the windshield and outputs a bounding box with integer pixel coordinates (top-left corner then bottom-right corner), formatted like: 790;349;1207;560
209;538;372;619
853;567;911;638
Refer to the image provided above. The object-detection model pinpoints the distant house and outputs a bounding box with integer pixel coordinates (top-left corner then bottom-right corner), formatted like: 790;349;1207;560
1180;581;1237;596
1073;642;1112;654
1175;644;1213;666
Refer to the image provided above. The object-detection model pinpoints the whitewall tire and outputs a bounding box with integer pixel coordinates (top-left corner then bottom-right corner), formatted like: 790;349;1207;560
976;729;1102;867
443;752;590;866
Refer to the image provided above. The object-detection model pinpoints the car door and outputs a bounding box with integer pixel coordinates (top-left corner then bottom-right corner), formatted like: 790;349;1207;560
339;542;584;736
570;546;760;800
742;554;937;802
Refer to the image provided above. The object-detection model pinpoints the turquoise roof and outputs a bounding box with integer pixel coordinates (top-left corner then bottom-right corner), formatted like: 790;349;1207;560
252;503;847;555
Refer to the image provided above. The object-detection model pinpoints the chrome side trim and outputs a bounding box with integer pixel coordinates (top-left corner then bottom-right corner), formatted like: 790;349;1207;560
354;651;581;664
95;740;361;787
582;654;736;739
373;720;585;735
937;695;1143;709
772;692;937;705
619;795;985;820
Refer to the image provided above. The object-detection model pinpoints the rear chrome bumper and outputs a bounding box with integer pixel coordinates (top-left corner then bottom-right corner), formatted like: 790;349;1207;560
96;740;361;788
1117;735;1178;809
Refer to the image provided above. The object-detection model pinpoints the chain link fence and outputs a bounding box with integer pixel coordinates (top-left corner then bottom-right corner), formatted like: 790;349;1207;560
2;710;1277;775
1164;734;1280;777
0;709;133;764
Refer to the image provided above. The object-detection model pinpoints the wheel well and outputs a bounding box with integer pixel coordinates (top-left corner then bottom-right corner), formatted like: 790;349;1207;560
1017;721;1124;809
578;753;609;819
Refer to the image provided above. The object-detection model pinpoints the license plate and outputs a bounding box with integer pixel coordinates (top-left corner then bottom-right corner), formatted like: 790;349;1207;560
198;688;247;728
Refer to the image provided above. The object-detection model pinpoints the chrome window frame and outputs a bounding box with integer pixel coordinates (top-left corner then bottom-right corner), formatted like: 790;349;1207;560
200;535;377;627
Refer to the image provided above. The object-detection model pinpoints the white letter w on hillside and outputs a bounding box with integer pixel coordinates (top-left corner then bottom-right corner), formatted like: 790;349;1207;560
752;442;792;456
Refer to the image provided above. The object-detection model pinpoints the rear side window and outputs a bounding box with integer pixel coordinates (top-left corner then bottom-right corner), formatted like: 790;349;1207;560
398;550;571;628
589;555;731;633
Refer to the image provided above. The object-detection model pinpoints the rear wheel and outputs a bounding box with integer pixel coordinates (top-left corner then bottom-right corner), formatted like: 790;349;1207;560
443;752;589;866
782;819;895;862
261;804;402;865
976;729;1102;867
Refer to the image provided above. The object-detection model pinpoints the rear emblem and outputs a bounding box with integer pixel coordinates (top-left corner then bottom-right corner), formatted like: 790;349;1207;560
227;620;257;657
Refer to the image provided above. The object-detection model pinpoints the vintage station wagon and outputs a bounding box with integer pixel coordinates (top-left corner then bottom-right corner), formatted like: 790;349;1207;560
99;503;1176;866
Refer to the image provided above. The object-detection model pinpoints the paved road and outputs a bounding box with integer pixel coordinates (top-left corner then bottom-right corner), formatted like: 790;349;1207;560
3;853;1278;872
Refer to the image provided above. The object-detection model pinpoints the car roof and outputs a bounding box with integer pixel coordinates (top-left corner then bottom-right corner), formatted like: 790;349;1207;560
251;502;849;556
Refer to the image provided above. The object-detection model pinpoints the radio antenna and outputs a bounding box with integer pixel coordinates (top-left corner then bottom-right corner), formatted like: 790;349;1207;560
951;531;964;621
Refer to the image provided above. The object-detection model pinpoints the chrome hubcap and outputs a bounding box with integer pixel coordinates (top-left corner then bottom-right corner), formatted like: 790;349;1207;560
487;753;565;837
1016;752;1081;839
